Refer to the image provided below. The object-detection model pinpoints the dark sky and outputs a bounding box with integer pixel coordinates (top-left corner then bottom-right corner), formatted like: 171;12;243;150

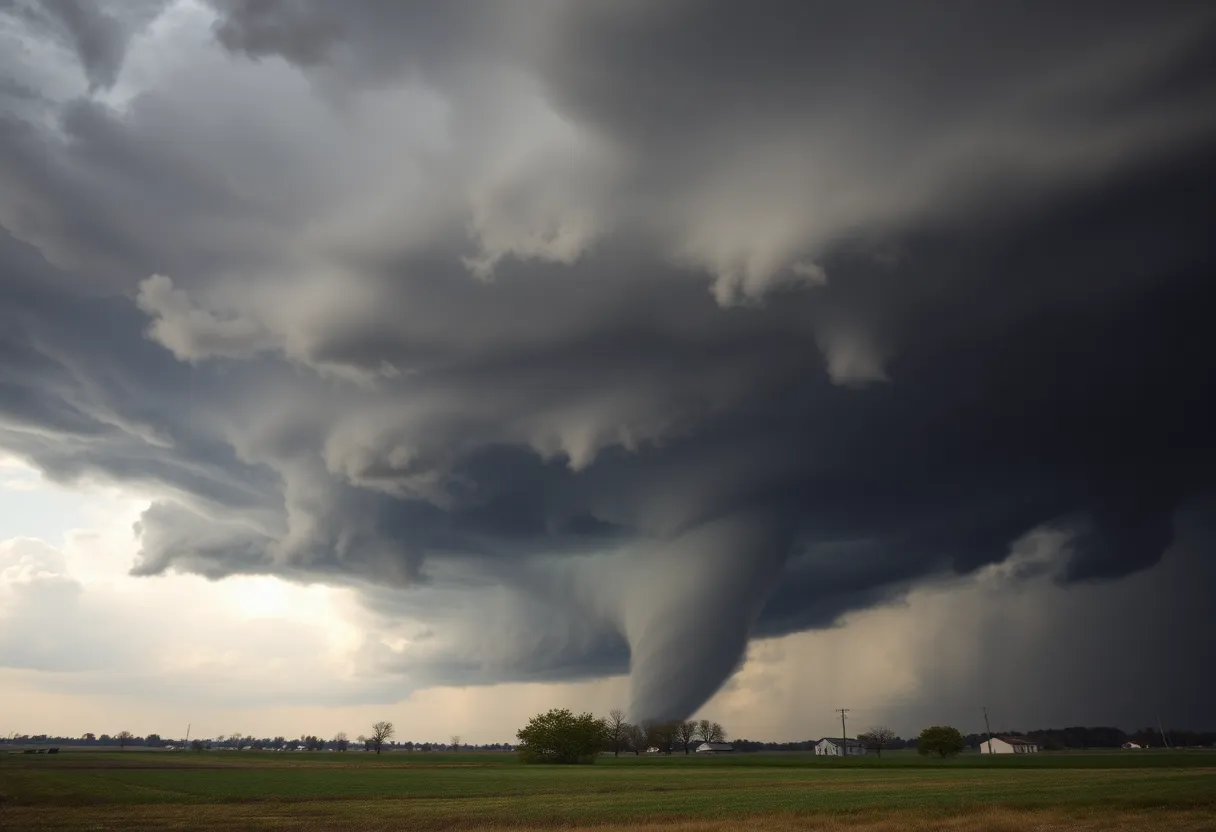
2;0;1215;729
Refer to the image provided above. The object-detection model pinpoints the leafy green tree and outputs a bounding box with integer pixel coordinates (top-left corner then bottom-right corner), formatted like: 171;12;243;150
917;725;965;758
516;708;608;764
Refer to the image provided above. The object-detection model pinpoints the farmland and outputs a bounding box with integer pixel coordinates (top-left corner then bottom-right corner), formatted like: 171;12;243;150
2;749;1214;831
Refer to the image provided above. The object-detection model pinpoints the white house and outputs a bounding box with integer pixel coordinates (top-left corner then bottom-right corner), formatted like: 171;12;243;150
695;742;734;754
979;736;1040;754
815;738;867;756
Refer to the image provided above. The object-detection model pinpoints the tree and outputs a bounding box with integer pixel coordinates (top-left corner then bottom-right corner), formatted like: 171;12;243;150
644;720;677;755
675;720;698;754
450;735;462;751
606;709;629;757
369;721;395;755
145;733;163;748
229;733;244;749
333;732;349;752
627;723;648;755
859;726;897;757
116;730;134;749
516;708;608;764
190;739;205;753
917;725;965;758
696;719;726;744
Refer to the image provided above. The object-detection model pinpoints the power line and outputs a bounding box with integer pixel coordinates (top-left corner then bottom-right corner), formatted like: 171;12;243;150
835;708;850;756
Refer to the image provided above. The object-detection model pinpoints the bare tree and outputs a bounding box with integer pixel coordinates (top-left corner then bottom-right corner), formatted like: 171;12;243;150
449;735;462;751
369;721;395;755
116;730;134;749
696;719;726;744
859;725;897;757
675;720;698;754
333;732;349;752
627;723;648;755
229;732;244;749
606;709;629;757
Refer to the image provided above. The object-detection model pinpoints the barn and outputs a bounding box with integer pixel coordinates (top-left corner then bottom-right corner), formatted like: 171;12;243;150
815;738;867;756
694;742;734;754
979;736;1040;754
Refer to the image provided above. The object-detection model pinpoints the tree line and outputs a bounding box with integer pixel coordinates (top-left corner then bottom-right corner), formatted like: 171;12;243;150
514;708;730;763
6;723;1211;754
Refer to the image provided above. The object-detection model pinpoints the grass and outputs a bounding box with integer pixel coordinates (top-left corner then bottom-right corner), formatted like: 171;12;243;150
2;749;1213;830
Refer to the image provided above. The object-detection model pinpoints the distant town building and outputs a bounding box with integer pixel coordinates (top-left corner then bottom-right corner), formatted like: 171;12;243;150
979;736;1040;754
815;738;867;756
694;742;734;753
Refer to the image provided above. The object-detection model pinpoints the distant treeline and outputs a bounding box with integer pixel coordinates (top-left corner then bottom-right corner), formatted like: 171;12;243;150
732;727;1216;752
5;726;1213;751
0;734;513;752
967;727;1216;750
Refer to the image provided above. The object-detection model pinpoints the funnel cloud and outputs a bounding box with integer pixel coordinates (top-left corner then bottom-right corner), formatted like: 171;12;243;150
2;1;1216;726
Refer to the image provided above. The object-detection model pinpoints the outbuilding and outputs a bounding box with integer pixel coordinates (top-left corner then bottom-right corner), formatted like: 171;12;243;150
694;742;734;754
979;736;1040;754
815;738;867;756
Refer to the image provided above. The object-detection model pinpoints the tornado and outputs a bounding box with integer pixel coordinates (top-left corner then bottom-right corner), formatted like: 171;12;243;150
621;509;794;724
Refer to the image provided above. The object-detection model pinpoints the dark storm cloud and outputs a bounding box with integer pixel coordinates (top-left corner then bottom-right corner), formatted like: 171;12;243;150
2;1;1215;724
1;0;168;91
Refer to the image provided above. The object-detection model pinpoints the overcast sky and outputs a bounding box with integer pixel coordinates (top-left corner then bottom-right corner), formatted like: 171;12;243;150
2;0;1215;743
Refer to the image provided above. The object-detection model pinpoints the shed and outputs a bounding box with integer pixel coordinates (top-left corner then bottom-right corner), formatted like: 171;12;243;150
979;736;1040;754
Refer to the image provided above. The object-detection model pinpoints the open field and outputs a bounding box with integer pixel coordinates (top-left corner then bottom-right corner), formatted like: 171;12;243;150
2;750;1214;831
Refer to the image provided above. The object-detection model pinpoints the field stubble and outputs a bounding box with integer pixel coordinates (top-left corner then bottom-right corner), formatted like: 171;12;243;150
1;750;1213;831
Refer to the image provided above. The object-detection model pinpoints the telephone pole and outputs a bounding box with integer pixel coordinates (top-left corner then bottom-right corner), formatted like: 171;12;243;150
835;708;850;756
983;706;994;755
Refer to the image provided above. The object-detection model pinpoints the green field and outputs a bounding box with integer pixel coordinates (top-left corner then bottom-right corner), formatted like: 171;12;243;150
2;750;1214;831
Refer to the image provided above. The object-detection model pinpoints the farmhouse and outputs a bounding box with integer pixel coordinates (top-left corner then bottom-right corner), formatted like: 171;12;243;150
815;738;867;756
694;742;734;754
979;736;1040;754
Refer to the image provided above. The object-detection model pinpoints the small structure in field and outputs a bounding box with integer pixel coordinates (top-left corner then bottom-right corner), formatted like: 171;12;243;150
815;738;867;756
979;736;1040;754
694;742;734;754
1121;742;1142;749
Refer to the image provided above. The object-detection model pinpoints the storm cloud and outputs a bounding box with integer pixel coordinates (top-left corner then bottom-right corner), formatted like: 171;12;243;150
2;1;1215;725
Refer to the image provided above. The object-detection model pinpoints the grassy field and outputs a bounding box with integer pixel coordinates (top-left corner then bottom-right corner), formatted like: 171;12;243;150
2;749;1214;831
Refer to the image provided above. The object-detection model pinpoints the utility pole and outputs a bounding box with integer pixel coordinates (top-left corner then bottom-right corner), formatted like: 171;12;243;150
835;708;850;756
983;706;994;755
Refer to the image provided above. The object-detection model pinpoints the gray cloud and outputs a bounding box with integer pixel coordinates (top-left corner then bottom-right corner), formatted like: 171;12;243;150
1;0;168;91
2;1;1215;726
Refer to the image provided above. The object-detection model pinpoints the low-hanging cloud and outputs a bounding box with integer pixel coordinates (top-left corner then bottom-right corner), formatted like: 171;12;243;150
2;0;1215;726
